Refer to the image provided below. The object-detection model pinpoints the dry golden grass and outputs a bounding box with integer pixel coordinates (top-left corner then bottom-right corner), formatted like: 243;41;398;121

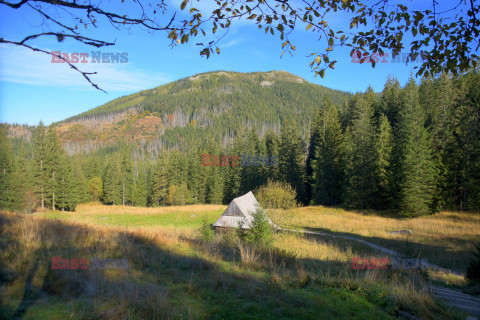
0;211;468;320
270;206;480;272
74;203;226;215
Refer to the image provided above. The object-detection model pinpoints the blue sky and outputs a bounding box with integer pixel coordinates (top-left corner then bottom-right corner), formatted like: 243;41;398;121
0;0;444;125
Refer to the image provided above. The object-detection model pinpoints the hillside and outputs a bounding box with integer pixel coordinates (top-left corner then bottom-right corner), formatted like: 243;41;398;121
50;70;350;151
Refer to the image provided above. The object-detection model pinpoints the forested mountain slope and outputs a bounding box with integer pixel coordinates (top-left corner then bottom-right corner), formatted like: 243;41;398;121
53;70;351;152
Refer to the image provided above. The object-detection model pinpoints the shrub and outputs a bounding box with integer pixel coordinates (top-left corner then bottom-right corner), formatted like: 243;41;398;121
255;180;297;209
245;207;273;247
200;218;214;242
466;245;480;282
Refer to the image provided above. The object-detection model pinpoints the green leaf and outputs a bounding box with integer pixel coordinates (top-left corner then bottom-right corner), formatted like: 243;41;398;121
180;0;187;10
306;23;313;30
412;27;418;37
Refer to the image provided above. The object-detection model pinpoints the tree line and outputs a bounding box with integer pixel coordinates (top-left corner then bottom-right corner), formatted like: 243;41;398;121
1;70;479;216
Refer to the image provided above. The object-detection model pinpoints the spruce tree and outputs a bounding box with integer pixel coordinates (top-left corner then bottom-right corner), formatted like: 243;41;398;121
131;161;148;207
44;125;63;210
120;148;133;205
306;104;322;204
264;130;280;181
72;157;89;204
393;78;437;216
240;129;264;194
223;133;246;203
151;153;168;206
379;76;402;126
0;127;14;210
343;91;378;209
279;119;307;204
32;122;48;209
56;155;79;211
374;114;393;209
102;158;121;205
452;71;480;211
310;99;345;205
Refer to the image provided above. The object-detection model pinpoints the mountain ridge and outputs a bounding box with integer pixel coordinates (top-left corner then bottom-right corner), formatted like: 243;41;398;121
7;70;352;154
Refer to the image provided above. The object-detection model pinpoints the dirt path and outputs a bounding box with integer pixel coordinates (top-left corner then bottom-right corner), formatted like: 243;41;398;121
280;227;480;319
430;285;480;318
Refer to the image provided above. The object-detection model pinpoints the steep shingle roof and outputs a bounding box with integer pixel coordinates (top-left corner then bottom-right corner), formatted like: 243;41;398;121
213;191;274;229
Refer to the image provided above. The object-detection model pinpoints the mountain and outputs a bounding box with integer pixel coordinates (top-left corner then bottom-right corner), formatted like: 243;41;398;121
8;70;352;153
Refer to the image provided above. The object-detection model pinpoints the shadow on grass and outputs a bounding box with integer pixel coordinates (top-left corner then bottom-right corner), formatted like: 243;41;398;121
301;226;475;273
0;213;402;320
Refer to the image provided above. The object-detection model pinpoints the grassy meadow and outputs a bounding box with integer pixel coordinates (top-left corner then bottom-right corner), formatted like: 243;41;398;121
1;204;478;319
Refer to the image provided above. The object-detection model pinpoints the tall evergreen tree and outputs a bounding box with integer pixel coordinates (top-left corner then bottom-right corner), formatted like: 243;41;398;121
103;158;121;205
56;155;79;211
392;78;437;216
279;119;307;204
240;129;264;193
374;114;393;209
151;153;168;206
309;99;345;205
32;122;48;209
120;147;133;205
451;71;480;211
132;161;149;207
379;76;402;126
0;127;14;210
264;130;280;182
344;92;378;209
44;125;63;210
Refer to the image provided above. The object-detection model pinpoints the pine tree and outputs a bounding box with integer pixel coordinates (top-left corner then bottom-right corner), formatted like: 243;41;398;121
392;78;437;216
131;161;148;207
344;91;379;208
452;71;480;211
44;125;63;210
374;114;393;209
32;122;48;209
0;127;14;210
279;119;307;204
102;158;121;205
420;74;455;210
310;100;345;205
240;129;264;193
306;104;322;204
72;157;89;204
223;133;246;203
264;130;280;181
9;144;34;212
151;153;168;206
379;76;402;126
120;148;133;205
56;155;79;211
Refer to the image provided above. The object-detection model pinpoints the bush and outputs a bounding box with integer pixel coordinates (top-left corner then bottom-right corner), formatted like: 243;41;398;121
245;207;273;247
200;218;214;242
255;180;297;209
466;245;480;282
